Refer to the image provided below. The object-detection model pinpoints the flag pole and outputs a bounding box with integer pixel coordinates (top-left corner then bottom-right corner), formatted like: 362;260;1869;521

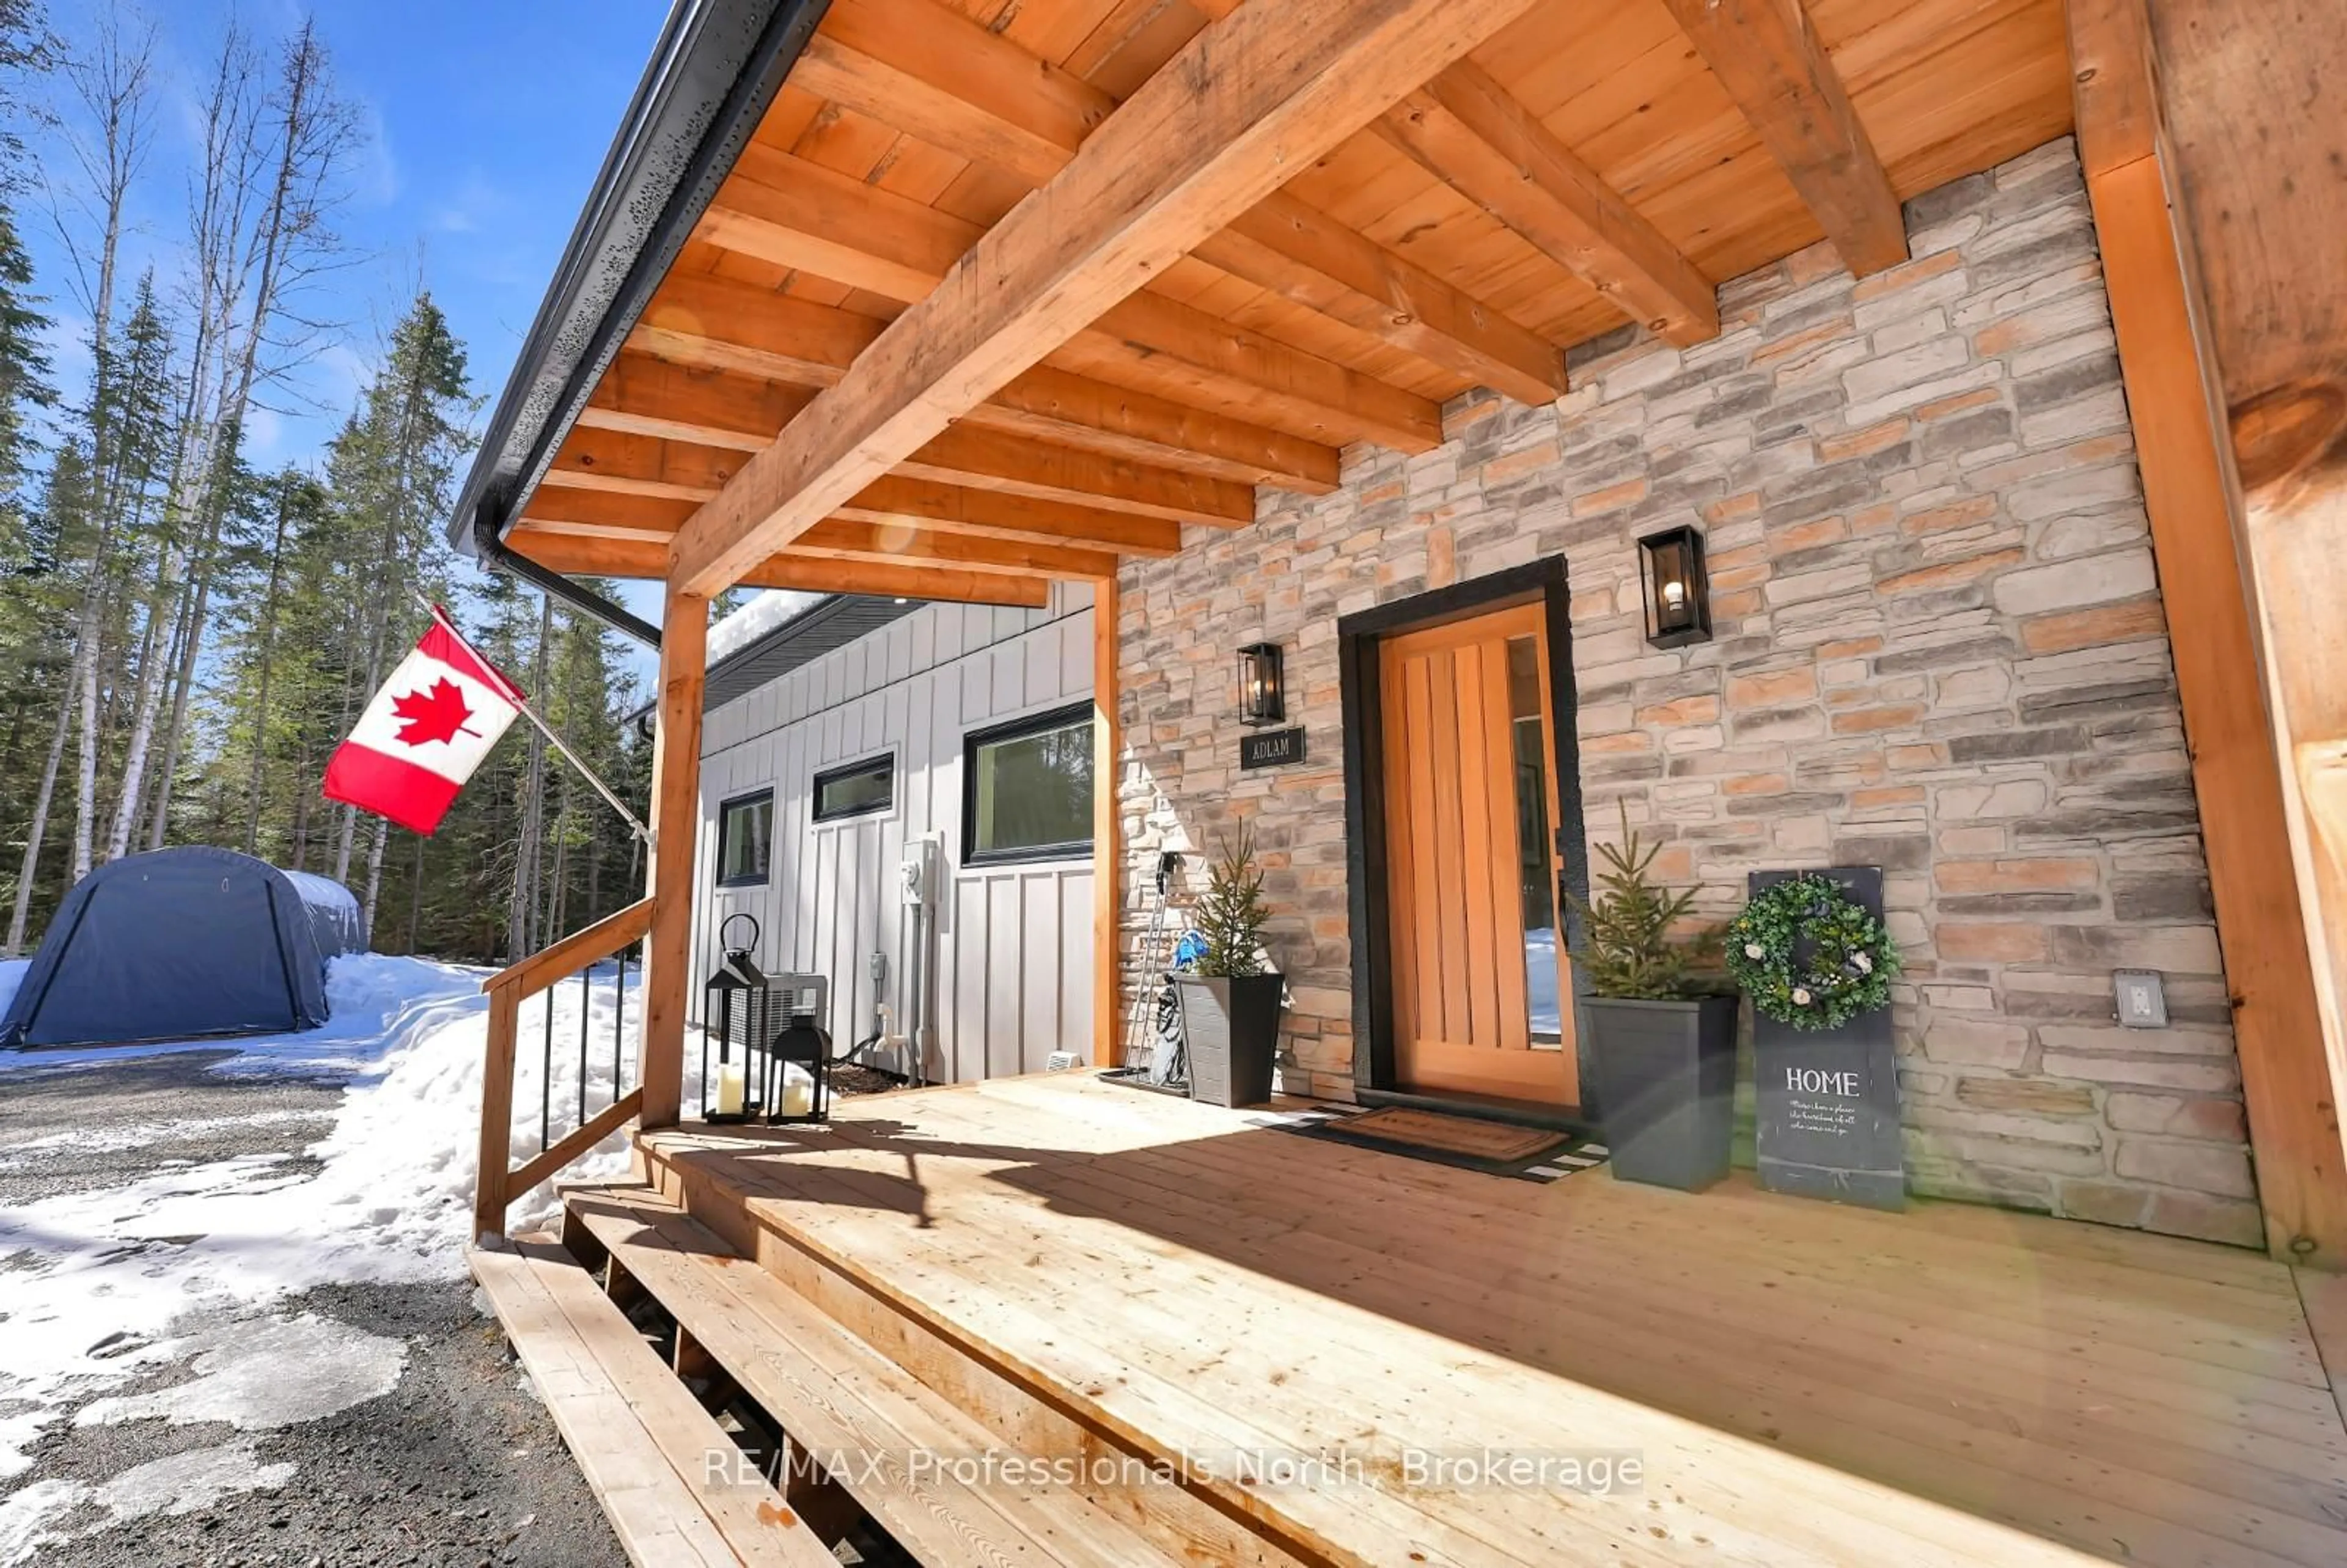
418;593;653;846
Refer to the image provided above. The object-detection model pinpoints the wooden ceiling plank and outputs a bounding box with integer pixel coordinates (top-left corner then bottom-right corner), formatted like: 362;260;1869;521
505;527;1053;607
540;427;732;504
675;0;1546;595
637;272;1338;490
518;488;697;535
839;476;1185;555
791;0;1561;406
795;0;1109;187
702;144;1442;451
1378;61;1720;345
793;517;1122;581
1658;0;1906;277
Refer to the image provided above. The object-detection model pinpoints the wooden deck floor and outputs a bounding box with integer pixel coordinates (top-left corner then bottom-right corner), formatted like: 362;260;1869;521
636;1073;2347;1568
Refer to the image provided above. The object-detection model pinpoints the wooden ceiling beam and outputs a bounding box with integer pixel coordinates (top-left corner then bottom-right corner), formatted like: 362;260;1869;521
792;518;1122;582
1378;62;1720;345
546;418;1247;530
788;0;1566;406
675;0;1543;595
901;425;1256;524
703;146;1443;451
505;526;1053;607
1658;0;1906;277
541;427;730;504
635;276;1337;491
839;478;1184;557
1197;195;1568;408
521;471;1183;558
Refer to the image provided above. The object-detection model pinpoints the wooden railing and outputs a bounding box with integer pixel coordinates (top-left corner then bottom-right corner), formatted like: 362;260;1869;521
475;896;656;1242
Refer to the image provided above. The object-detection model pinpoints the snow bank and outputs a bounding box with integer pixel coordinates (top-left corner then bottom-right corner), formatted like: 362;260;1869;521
0;951;707;1530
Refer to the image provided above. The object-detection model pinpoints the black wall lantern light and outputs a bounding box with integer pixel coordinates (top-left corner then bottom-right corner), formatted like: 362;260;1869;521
1637;525;1712;648
1236;641;1285;727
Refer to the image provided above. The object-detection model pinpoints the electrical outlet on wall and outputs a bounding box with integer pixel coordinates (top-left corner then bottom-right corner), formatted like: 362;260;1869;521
2114;969;2167;1028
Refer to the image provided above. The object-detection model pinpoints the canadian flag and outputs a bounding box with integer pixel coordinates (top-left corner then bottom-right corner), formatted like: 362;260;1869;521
322;607;526;835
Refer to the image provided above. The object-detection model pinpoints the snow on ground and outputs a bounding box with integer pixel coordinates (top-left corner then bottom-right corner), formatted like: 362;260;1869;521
0;952;698;1563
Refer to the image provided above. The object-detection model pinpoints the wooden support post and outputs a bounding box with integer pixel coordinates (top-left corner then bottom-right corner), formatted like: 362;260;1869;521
640;579;710;1129
2071;0;2347;1265
1093;573;1122;1068
473;984;521;1242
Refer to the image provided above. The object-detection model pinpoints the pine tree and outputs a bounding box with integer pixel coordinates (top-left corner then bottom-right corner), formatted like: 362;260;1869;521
1193;825;1273;978
1565;801;1714;1000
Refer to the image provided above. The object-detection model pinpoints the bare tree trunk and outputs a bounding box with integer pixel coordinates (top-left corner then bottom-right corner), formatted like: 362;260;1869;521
56;23;153;884
508;594;553;961
360;810;388;943
5;694;72;955
145;24;350;849
405;828;425;953
241;484;293;854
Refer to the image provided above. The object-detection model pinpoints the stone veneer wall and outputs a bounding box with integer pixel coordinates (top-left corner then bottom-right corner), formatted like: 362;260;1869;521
1112;138;2264;1248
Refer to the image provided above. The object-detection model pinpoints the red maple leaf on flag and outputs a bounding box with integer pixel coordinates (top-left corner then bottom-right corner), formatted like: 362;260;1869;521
390;678;480;747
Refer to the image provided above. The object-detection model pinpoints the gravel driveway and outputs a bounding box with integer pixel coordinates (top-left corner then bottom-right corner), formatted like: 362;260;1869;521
0;1053;626;1568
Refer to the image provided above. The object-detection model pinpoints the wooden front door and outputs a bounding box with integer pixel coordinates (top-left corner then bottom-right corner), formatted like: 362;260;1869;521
1378;601;1577;1104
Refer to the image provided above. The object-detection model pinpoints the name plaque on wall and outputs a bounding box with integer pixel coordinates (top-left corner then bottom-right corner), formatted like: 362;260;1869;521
1749;865;1905;1211
1239;727;1307;770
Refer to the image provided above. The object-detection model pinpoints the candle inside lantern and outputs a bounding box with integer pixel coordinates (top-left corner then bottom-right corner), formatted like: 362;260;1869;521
717;1057;746;1116
780;1071;814;1119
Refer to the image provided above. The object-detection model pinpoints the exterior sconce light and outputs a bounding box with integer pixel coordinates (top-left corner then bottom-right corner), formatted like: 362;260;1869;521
1236;642;1285;727
1637;525;1711;648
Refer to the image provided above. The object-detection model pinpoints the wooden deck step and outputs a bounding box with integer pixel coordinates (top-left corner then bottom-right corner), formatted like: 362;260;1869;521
469;1234;836;1568
560;1182;1255;1568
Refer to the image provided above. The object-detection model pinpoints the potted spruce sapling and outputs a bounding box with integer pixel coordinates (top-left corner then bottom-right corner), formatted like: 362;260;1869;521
1570;803;1738;1191
1174;826;1284;1107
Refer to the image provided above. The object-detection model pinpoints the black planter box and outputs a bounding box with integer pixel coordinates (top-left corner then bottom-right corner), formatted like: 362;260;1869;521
1174;974;1282;1108
1584;994;1740;1192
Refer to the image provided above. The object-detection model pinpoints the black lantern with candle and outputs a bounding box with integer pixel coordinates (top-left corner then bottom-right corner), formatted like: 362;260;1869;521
1236;642;1285;727
1637;525;1711;648
702;912;773;1124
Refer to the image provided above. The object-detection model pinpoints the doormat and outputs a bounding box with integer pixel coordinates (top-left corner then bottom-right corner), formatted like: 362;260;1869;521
1269;1105;1606;1182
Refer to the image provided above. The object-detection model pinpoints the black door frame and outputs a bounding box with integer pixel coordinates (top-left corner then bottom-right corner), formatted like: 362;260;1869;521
1336;556;1596;1129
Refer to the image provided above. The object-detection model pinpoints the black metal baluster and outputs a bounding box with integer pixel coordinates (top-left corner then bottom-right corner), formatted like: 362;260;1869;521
540;987;553;1154
578;965;590;1126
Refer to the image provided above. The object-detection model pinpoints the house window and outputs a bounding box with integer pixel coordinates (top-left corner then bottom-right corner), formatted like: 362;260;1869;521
716;792;773;886
964;703;1093;865
814;753;894;822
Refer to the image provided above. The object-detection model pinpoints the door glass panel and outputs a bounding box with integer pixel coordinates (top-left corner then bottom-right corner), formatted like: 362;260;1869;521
1507;635;1563;1044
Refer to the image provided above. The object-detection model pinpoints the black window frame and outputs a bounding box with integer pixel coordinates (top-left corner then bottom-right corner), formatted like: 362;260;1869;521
811;752;896;824
714;789;775;888
961;700;1095;867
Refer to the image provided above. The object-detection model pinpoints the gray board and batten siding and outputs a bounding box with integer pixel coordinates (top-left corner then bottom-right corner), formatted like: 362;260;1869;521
693;583;1099;1085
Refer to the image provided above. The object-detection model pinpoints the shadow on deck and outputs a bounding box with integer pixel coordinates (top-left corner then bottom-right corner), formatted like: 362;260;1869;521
635;1072;2347;1567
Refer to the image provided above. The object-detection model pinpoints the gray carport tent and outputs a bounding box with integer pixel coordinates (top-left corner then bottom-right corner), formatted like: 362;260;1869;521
1;847;364;1049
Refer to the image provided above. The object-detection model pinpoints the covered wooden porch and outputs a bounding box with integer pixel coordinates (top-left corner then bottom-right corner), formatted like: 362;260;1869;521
453;0;2347;1557
494;1071;2347;1566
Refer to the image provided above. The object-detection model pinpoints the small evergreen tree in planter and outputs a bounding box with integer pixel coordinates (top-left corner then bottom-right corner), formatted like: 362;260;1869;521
1174;825;1284;1107
1569;803;1738;1191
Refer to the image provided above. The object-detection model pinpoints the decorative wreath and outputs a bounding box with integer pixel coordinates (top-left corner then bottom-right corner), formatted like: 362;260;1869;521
1723;873;1901;1030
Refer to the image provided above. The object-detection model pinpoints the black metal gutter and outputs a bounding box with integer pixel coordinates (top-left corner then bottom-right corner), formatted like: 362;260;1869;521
446;0;835;649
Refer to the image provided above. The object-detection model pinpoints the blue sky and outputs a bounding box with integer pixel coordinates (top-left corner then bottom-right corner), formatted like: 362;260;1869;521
20;0;672;646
